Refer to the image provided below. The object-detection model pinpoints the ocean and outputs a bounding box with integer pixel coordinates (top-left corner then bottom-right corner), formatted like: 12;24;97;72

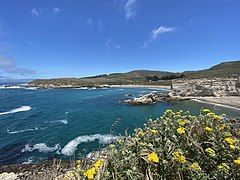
0;83;239;166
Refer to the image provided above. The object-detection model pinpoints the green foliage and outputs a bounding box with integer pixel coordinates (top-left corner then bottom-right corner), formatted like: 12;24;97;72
29;60;240;87
62;109;240;180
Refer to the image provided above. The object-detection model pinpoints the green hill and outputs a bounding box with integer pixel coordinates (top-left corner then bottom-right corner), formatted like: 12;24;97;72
29;60;240;87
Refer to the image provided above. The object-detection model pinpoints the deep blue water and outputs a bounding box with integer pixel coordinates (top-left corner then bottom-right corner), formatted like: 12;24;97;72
0;84;239;165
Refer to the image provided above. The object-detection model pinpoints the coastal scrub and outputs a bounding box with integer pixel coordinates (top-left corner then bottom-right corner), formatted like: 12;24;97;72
61;109;240;179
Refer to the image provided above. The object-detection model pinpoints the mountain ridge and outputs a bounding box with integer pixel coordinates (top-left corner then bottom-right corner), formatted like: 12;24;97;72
29;60;240;87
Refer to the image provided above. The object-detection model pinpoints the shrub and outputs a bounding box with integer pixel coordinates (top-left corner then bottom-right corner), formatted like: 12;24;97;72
62;109;240;180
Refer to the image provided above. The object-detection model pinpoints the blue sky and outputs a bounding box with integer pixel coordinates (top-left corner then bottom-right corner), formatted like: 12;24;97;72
0;0;239;79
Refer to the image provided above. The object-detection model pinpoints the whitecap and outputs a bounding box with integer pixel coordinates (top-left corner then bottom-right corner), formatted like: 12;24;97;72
21;143;60;153
7;127;41;135
0;85;22;89
61;134;120;156
0;106;31;116
24;87;37;90
46;119;68;125
59;119;68;125
22;157;34;164
74;87;88;90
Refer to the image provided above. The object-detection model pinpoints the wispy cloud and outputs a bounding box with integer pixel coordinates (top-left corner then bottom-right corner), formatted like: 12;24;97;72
53;7;61;13
151;26;176;41
124;0;137;20
106;39;121;51
143;26;176;48
86;18;106;31
30;8;40;17
0;55;35;75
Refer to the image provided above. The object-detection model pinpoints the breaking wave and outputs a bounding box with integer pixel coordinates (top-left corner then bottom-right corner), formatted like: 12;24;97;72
21;143;60;153
0;106;31;116
0;85;37;90
61;134;120;156
46;119;68;125
7;127;44;135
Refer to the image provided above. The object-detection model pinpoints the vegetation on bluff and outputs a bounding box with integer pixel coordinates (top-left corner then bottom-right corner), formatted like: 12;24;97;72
29;60;240;87
61;109;240;180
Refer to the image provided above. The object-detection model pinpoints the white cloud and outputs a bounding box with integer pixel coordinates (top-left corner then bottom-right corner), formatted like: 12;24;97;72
53;7;61;13
142;26;176;48
0;55;35;75
151;26;176;41
30;8;40;17
124;0;137;20
106;39;121;51
86;19;106;31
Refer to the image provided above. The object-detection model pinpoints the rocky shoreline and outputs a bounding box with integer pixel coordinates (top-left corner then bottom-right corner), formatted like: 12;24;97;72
124;77;240;110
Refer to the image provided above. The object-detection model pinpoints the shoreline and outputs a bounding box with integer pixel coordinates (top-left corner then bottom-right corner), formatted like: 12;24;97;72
109;84;171;90
191;96;240;112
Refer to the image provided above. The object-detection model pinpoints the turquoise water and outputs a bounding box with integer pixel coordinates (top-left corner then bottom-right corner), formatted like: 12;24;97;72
0;84;239;165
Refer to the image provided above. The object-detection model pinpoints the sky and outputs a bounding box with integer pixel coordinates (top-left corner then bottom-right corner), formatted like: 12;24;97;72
0;0;239;79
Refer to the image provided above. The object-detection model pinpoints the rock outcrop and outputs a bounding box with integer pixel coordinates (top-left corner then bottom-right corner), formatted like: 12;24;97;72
124;93;167;105
171;77;240;97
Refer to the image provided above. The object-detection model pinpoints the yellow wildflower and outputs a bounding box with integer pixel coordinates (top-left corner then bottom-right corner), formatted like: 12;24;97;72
173;151;186;163
207;112;215;117
234;157;240;166
84;167;96;180
190;162;201;171
224;137;236;145
166;109;173;114
202;109;211;114
150;129;158;134
147;152;159;163
177;127;185;134
205;148;216;157
204;127;213;132
217;163;229;171
178;119;187;126
229;144;236;150
213;115;221;120
94;159;104;169
220;124;227;130
137;131;144;137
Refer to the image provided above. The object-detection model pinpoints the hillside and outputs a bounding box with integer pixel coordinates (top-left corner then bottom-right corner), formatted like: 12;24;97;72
29;60;240;88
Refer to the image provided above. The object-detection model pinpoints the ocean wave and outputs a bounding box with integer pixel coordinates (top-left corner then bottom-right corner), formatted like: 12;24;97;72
24;87;37;90
46;119;68;125
73;87;89;90
0;106;31;116
61;134;120;156
0;85;37;90
0;85;22;89
7;127;44;135
21;143;60;153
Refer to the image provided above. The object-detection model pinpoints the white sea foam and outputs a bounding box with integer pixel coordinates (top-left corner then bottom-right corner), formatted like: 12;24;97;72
0;85;37;90
24;87;37;90
74;87;88;90
47;119;68;125
7;127;42;135
0;106;31;116
21;143;60;153
59;119;68;125
61;134;120;156
0;85;22;89
22;157;34;164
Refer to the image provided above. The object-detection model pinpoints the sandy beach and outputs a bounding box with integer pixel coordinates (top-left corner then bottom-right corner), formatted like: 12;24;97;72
192;96;240;111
